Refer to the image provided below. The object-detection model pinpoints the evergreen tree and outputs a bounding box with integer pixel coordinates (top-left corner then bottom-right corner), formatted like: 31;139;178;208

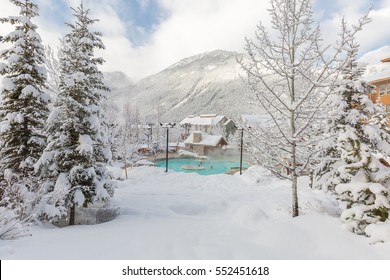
316;38;390;235
35;3;115;225
0;0;50;218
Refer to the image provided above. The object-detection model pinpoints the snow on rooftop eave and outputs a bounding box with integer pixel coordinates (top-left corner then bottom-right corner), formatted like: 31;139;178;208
184;132;226;147
180;114;226;126
381;57;390;63
366;71;390;84
223;119;234;126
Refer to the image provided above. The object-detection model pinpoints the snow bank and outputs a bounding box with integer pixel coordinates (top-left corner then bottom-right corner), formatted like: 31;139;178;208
106;165;124;180
1;166;389;259
237;165;274;185
178;149;199;158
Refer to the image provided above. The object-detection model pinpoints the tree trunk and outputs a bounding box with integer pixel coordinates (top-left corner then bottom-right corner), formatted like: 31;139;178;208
291;137;299;217
309;170;314;189
290;7;299;217
291;171;299;217
69;205;76;225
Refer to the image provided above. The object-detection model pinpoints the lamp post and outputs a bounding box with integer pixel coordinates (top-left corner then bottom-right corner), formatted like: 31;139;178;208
160;122;176;172
147;123;153;147
239;127;244;175
234;125;245;175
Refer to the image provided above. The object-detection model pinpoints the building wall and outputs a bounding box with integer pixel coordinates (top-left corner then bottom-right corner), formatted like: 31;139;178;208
369;78;390;123
224;121;237;138
192;145;205;156
183;116;233;138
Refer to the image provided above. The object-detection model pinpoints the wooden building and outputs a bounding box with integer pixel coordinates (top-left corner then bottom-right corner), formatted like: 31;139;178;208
179;114;236;139
184;131;228;156
368;57;390;119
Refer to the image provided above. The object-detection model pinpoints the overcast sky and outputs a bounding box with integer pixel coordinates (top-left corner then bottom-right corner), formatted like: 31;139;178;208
1;0;390;80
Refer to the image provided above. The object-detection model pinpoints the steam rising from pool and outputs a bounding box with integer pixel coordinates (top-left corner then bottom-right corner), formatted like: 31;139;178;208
155;158;250;175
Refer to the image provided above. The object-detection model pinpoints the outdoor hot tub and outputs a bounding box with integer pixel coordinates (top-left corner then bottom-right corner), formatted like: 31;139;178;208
155;158;250;175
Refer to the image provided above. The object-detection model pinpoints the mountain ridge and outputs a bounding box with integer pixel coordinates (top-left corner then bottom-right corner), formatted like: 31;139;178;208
108;49;258;123
105;46;390;123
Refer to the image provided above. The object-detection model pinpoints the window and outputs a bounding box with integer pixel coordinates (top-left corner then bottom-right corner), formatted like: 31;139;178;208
387;84;390;94
386;105;390;114
379;84;386;95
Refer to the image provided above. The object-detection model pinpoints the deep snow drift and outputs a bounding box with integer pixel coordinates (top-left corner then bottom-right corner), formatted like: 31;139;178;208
1;166;390;259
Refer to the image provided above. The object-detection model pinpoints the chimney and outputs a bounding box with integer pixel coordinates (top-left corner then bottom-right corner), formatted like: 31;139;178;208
193;132;202;143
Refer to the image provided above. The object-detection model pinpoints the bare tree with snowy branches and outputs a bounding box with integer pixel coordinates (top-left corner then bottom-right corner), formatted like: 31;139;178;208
238;0;371;217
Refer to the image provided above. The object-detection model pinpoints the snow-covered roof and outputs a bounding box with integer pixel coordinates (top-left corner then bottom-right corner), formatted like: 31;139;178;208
223;119;235;126
180;114;227;126
184;132;227;147
381;57;390;63
366;70;390;83
363;56;390;83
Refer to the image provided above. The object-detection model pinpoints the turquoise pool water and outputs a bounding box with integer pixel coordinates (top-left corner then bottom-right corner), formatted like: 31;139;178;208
156;158;250;175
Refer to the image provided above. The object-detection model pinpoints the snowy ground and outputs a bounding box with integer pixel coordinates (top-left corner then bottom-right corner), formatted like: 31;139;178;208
1;166;390;259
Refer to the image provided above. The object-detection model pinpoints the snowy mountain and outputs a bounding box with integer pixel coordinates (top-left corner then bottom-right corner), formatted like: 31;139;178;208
109;50;259;123
103;71;134;90
104;46;390;123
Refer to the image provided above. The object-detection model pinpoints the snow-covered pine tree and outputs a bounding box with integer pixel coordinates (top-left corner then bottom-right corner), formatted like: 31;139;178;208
314;37;369;191
317;38;390;235
370;101;390;137
35;3;115;225
0;0;50;218
238;0;370;217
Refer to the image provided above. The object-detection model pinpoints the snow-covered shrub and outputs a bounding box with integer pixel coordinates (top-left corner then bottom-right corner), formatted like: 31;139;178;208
336;182;390;235
31;175;69;223
365;222;390;243
0;205;30;240
1;169;37;220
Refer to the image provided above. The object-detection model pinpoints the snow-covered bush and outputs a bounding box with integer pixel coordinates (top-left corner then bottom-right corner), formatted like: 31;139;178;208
365;222;390;243
0;204;30;240
336;181;390;235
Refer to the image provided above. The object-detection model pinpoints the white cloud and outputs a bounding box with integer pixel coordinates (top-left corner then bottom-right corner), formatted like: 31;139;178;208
2;0;390;80
96;0;390;80
0;2;19;35
317;0;389;55
359;3;390;53
120;0;271;79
